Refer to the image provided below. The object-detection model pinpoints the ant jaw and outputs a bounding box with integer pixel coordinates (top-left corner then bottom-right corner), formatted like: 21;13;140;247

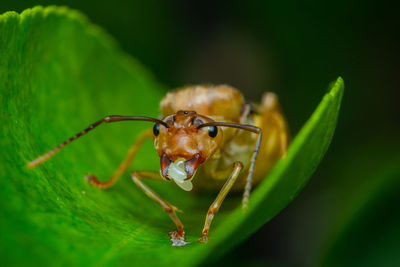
184;153;203;180
160;153;172;180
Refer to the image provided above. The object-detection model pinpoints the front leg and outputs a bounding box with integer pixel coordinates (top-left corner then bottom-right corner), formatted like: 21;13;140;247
86;129;153;189
131;171;186;245
200;161;243;243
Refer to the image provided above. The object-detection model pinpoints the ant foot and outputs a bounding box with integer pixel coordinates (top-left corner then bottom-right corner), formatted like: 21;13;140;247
85;174;108;189
85;174;93;181
169;230;190;247
85;174;98;185
199;233;209;243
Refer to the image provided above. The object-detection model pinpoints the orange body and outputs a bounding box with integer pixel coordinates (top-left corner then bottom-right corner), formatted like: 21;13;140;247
159;85;289;191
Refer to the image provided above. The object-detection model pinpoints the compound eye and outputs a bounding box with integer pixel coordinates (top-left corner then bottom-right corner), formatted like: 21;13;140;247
153;123;160;136
208;126;218;138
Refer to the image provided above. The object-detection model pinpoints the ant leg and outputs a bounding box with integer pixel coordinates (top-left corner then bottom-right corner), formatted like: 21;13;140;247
86;129;153;189
260;92;289;157
239;103;252;122
131;171;185;239
242;130;262;210
200;161;243;243
275;112;289;158
242;93;290;208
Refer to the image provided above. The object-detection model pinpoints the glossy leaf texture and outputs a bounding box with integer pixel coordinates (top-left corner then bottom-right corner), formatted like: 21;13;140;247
0;6;344;266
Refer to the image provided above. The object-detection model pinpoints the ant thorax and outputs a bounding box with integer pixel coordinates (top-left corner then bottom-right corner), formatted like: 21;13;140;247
160;85;244;121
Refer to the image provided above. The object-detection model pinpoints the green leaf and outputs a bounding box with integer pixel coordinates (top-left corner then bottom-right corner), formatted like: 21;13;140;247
0;6;344;266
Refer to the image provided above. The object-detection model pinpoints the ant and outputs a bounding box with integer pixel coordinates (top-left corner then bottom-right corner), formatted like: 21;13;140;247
28;85;289;245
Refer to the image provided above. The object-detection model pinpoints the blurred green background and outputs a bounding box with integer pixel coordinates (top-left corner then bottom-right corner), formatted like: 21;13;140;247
1;1;398;266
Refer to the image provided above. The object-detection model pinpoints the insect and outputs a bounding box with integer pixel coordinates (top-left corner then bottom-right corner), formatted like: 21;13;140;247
28;85;289;245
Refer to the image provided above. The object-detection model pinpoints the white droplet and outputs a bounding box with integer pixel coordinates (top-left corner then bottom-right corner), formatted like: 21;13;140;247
168;158;193;191
174;179;193;191
168;159;186;182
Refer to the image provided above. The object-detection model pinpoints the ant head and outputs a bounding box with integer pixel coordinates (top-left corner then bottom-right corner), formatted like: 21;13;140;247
153;110;223;188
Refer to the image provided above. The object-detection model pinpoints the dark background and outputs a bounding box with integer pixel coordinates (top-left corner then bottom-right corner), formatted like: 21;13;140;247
2;1;399;266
